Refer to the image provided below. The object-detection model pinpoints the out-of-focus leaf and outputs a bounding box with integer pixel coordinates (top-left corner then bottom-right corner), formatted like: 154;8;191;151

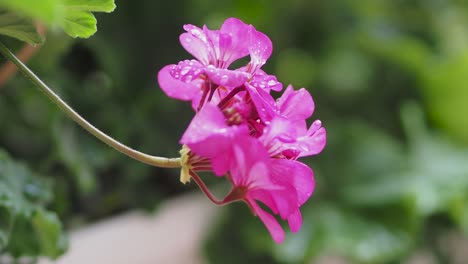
53;121;96;193
204;204;280;264
0;9;43;44
0;0;61;24
275;204;416;264
0;0;115;39
0;150;67;258
342;104;468;217
421;51;468;144
59;0;115;38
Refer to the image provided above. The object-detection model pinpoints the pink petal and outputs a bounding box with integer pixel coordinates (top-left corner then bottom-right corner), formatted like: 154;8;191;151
180;103;249;175
259;117;298;156
250;69;283;92
205;66;250;88
218;18;251;66
157;65;201;101
246;83;279;122
277;85;315;120
247;197;285;243
249;189;278;214
270;159;314;206
297;122;327;157
287;208;303;233
170;59;205;83
180;25;212;65
248;27;272;71
229;138;272;187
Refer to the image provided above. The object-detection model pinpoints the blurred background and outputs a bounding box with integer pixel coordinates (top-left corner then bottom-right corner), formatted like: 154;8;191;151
1;0;468;263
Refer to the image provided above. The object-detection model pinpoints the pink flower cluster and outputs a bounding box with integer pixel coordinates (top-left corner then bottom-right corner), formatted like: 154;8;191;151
157;18;326;243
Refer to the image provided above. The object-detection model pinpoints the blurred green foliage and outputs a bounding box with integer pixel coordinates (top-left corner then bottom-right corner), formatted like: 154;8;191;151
0;0;468;263
0;0;116;43
0;151;67;258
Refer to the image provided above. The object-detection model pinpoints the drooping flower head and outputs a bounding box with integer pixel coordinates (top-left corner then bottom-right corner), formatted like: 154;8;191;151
157;17;326;243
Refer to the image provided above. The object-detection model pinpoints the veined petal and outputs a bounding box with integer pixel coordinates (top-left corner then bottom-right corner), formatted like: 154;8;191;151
297;122;327;157
270;159;314;206
246;82;279;122
248;26;273;71
158;65;201;101
180;24;213;65
180;103;249;175
218;18;251;66
246;197;285;243
259;117;298;156
277;85;315;120
205;66;250;88
287;208;303;233
170;59;205;83
229;138;272;187
250;69;283;92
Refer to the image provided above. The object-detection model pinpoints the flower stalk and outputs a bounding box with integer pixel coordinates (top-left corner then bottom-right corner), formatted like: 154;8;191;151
0;42;180;168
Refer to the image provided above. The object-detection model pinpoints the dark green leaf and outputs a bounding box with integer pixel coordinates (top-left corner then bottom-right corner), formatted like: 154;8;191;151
0;150;67;258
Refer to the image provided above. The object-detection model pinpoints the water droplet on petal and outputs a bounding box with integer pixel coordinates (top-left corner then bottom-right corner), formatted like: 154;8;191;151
267;80;277;86
180;67;191;75
220;75;229;84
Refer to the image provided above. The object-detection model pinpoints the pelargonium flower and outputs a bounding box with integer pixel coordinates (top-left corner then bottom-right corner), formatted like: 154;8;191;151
221;138;314;243
157;17;326;243
157;18;280;110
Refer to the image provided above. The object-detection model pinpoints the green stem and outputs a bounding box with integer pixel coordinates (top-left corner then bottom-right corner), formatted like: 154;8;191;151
0;42;181;168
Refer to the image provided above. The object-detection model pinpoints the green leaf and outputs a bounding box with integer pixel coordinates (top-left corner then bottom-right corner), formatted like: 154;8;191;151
0;10;43;44
0;150;67;259
0;0;62;24
63;0;116;12
60;10;96;38
60;0;115;38
0;0;116;39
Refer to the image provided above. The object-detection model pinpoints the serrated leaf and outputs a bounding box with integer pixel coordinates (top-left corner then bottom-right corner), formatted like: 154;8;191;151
0;10;43;44
63;0;116;12
60;10;96;38
0;150;67;259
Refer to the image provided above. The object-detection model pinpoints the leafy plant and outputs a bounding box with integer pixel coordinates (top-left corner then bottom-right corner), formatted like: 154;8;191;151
0;0;116;44
0;151;67;258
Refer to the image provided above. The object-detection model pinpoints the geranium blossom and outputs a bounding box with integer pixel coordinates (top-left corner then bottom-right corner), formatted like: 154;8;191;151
158;18;275;110
157;17;326;243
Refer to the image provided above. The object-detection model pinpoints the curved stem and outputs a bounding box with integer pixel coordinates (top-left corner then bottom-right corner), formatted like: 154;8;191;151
189;171;225;205
0;42;180;168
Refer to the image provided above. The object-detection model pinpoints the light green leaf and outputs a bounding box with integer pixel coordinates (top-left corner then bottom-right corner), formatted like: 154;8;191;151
60;10;96;38
0;0;62;24
31;210;68;258
60;0;116;38
0;10;43;44
62;0;116;12
0;0;116;39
